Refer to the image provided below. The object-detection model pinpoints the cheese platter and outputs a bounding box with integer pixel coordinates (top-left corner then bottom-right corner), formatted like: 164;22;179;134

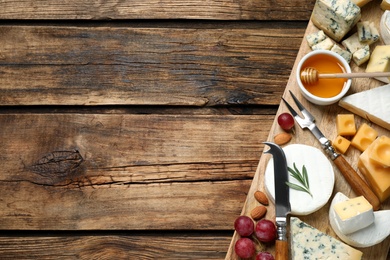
225;0;390;259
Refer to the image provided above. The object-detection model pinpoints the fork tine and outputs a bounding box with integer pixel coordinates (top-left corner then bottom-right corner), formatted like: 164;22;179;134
288;90;315;122
281;97;299;118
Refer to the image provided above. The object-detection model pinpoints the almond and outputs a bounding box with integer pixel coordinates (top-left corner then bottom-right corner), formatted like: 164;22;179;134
254;190;269;206
250;205;267;220
274;132;292;145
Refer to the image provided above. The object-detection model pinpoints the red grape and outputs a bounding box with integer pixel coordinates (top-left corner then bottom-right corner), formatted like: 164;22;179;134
277;113;295;131
255;219;276;243
256;251;275;260
234;237;255;259
234;216;254;237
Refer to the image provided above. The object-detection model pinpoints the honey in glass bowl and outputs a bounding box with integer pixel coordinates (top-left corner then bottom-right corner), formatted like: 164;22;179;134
301;53;348;98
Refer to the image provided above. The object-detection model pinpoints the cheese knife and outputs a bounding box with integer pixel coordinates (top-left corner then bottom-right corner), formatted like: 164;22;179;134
264;142;291;260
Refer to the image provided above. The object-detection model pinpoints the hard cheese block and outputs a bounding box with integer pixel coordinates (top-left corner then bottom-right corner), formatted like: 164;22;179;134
358;136;390;202
365;45;390;83
339;84;390;131
333;196;374;235
311;0;361;42
290;217;363;259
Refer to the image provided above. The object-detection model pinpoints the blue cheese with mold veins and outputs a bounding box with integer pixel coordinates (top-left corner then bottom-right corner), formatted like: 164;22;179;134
311;0;361;42
306;30;327;47
291;217;363;259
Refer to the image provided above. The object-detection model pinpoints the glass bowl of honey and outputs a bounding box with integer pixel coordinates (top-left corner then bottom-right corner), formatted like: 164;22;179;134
296;50;352;105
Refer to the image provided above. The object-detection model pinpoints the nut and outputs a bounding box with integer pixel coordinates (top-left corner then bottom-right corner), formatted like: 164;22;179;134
250;205;267;220
274;132;292;145
254;191;269;206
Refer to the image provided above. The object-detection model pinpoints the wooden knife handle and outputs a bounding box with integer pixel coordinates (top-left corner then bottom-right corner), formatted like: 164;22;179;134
333;155;380;210
275;240;288;260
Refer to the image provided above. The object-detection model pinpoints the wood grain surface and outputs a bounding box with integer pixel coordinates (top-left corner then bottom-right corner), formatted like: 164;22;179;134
226;1;390;259
0;0;315;20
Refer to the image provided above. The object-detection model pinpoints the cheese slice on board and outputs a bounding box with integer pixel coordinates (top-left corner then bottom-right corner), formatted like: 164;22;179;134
339;84;390;131
290;217;363;259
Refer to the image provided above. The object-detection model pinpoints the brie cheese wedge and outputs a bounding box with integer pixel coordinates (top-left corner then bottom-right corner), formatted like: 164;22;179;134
339;84;390;131
380;10;390;44
329;192;390;248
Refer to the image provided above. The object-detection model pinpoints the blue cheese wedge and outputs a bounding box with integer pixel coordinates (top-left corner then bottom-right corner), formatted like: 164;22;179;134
306;30;327;47
352;45;370;66
365;45;390;83
331;44;352;63
368;22;380;44
311;0;361;42
291;217;363;259
357;21;372;42
311;37;334;51
333;196;374;235
339;84;390;131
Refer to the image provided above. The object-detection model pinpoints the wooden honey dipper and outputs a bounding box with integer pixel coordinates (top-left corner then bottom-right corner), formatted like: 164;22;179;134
300;67;390;85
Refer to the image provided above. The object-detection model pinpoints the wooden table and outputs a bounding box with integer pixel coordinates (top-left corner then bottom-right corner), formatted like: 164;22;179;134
0;0;387;259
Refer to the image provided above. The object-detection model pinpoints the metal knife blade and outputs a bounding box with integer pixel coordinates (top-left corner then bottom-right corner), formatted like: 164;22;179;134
264;142;290;260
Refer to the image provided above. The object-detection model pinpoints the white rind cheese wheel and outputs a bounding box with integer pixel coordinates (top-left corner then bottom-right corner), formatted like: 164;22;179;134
329;192;390;248
264;144;335;215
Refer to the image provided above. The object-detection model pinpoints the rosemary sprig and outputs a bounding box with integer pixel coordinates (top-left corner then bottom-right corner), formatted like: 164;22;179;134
285;163;312;197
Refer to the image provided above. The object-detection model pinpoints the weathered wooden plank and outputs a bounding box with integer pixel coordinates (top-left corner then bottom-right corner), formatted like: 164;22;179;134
0;23;306;106
0;233;232;259
0;113;273;230
0;0;315;20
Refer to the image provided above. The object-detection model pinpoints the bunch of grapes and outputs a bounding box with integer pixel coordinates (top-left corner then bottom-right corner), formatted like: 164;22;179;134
234;216;276;259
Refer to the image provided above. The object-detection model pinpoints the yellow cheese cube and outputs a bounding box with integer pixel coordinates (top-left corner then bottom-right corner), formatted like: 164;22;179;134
358;137;390;202
333;135;351;154
351;123;378;152
337;114;356;136
369;136;390;168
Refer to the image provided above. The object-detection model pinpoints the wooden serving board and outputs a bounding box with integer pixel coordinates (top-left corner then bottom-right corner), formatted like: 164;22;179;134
226;1;390;259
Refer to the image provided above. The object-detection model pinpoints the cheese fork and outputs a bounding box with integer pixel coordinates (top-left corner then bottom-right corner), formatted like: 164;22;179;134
281;90;381;210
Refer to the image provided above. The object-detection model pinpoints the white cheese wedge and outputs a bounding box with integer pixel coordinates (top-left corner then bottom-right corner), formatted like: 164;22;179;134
380;10;390;44
291;217;363;259
264;144;334;215
311;0;361;42
339;84;390;131
329;192;390;248
333;196;374;235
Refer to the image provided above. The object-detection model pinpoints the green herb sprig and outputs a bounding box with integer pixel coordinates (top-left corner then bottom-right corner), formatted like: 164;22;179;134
285;163;312;197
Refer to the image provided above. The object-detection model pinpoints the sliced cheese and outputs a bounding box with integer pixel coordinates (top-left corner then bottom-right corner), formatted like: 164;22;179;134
333;196;374;235
339;84;390;131
311;0;361;42
291;217;363;259
365;45;390;83
359;136;390;202
330;192;390;248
